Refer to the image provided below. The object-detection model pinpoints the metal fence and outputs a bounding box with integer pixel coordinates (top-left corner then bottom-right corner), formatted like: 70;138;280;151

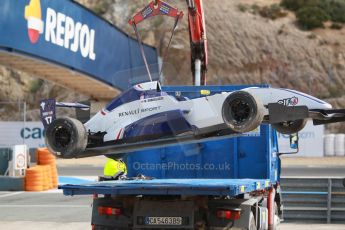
281;177;345;224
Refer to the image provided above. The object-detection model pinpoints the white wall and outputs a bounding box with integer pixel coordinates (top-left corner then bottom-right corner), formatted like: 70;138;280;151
277;120;324;157
0;122;45;148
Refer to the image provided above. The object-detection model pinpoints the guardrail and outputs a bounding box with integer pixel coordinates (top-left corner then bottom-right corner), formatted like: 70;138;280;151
280;177;345;224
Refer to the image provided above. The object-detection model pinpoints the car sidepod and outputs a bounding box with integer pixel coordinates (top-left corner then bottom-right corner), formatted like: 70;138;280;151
123;110;194;140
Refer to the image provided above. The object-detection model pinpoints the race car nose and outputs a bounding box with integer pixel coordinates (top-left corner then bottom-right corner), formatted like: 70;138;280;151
325;102;332;109
319;100;332;109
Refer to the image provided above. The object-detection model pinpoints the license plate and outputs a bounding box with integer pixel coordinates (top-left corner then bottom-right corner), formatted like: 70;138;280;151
145;216;182;225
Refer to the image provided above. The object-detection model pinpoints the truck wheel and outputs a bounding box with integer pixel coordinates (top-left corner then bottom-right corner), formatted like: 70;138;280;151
272;119;307;134
272;202;280;230
222;91;264;133
248;212;257;230
45;117;88;158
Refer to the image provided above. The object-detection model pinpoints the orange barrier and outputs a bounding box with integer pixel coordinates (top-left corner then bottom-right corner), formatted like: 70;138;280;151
25;148;59;191
37;148;56;165
38;165;51;190
25;167;44;191
37;148;58;189
51;164;59;188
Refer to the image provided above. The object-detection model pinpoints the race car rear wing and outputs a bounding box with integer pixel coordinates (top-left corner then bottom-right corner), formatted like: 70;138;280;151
40;99;90;128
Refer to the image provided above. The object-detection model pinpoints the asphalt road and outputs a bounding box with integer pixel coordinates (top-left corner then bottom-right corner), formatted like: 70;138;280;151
1;192;345;229
0;192;91;222
0;191;92;229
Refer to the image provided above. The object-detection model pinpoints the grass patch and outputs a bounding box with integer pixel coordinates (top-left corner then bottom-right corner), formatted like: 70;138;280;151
237;3;249;12
259;4;288;20
29;79;43;93
238;3;288;20
92;0;112;15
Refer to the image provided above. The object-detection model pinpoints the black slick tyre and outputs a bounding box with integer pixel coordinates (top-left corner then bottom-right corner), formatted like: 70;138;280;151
45;117;87;158
222;91;264;133
272;119;307;134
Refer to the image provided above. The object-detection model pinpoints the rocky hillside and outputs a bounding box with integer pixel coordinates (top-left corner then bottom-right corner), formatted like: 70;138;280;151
1;0;345;131
0;66;87;121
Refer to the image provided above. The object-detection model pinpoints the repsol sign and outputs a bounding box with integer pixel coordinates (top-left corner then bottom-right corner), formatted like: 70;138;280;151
21;127;45;139
24;0;96;60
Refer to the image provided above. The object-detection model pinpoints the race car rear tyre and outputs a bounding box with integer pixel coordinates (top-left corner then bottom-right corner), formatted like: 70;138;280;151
45;117;88;159
272;119;307;134
222;91;264;133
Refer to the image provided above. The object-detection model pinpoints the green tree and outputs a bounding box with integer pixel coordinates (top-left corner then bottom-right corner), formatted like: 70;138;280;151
296;6;329;29
281;0;321;11
327;1;345;23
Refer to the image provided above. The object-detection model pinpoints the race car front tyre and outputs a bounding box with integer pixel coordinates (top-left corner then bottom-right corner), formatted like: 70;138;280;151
222;91;264;133
272;119;307;134
45;117;88;158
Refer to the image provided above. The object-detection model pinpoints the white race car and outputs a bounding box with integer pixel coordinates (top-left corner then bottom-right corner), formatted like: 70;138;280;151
42;81;343;158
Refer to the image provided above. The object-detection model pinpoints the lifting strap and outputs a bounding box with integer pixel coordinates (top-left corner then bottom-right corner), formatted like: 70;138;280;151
132;22;153;82
129;0;183;83
159;13;181;79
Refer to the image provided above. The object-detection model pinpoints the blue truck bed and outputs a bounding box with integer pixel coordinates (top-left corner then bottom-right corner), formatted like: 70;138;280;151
60;178;271;196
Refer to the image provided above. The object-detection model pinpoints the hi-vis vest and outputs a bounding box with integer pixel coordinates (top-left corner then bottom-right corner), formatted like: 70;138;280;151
103;159;127;177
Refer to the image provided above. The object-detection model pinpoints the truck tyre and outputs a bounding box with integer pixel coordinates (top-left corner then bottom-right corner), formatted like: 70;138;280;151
248;212;257;230
222;91;264;133
45;117;88;158
272;119;307;134
273;202;280;230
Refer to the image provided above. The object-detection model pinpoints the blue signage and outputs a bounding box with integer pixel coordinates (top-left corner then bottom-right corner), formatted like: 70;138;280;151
0;0;158;90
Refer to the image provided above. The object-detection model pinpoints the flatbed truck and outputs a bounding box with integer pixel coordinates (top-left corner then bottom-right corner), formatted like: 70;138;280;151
60;85;290;230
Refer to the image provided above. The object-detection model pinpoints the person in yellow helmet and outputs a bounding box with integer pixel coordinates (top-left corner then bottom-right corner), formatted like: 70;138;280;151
103;158;127;179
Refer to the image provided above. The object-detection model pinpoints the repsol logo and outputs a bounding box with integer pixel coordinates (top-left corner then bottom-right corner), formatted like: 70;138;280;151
24;1;96;60
45;8;96;60
21;127;45;139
